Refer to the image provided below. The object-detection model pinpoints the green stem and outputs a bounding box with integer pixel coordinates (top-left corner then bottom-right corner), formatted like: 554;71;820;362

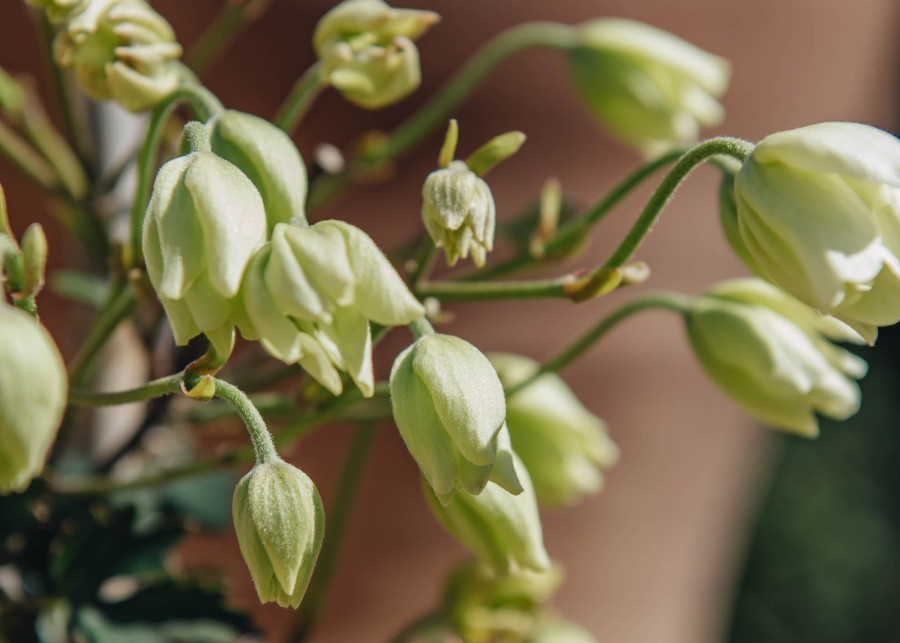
601;137;753;271
415;276;571;301
128;84;224;267
0;119;60;192
274;63;326;133
288;424;377;642
409;317;434;339
407;237;436;288
68;374;182;407
186;0;272;75
212;378;278;464
505;291;692;397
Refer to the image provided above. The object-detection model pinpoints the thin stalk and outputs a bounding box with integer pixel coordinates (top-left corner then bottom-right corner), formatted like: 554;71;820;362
68;374;182;407
407;236;436;288
274;63;325;133
415;275;571;301
213;377;278;464
187;0;272;75
287;424;377;642
0;119;60;192
506;291;692;397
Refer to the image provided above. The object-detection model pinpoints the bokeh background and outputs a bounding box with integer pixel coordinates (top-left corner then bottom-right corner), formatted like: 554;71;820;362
1;1;898;641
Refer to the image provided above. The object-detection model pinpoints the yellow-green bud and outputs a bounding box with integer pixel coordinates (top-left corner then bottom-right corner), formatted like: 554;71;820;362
24;0;85;24
239;221;423;396
208;110;308;233
490;353;619;507
390;334;522;503
423;456;550;575
313;0;439;109
0;302;67;494
54;0;183;112
422;161;496;267
686;279;868;437
567;18;730;156
733;122;900;344
143;150;267;356
232;460;324;608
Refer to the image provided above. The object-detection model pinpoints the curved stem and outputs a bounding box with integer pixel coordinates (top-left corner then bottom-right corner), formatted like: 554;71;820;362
0;119;60;192
275;63;325;133
601;137;753;271
288;424;377;642
506;291;693;397
68;374;182;407
128;84;224;267
212;378;278;465
415;275;571;301
186;0;272;75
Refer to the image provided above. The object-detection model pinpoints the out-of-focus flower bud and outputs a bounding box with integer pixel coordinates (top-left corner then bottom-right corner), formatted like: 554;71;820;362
313;0;439;109
0;302;67;494
54;0;183;112
391;334;522;503
240;220;423;396
208;110;308;232
685;278;868;437
490;353;618;507
232;459;324;608
143;150;267;356
530;619;598;643
567;18;729;156
423;456;549;575
733;122;900;344
25;0;85;23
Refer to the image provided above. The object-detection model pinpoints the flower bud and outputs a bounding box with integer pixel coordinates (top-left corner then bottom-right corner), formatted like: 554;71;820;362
423;456;550;575
232;460;324;608
733;122;900;344
313;0;439;109
0;302;67;494
685;279;868;437
530;620;598;643
208;110;308;232
390;334;522;503
143;150;267;355
490;353;618;507
422;161;496;267
240;221;423;396
567;18;730;156
54;0;183;112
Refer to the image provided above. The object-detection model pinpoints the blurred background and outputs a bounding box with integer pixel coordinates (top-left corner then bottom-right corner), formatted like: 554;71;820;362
1;1;898;641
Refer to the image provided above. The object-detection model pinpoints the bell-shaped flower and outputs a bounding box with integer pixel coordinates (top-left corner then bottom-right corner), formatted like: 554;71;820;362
0;302;67;494
423;455;550;575
143;151;267;356
239;220;424;397
685;279;868;437
390;333;523;503
208;110;308;233
54;0;183;112
232;459;324;608
733;122;900;344
313;0;439;109
490;353;619;507
567;18;730;156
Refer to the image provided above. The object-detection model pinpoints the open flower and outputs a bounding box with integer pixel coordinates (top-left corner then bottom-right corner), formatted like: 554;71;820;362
733;122;900;343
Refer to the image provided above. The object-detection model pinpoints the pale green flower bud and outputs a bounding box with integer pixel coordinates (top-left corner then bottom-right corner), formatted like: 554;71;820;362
232;459;324;608
24;0;85;24
208;110;308;232
313;0;439;109
686;279;868;437
490;353;619;507
733;122;900;344
240;221;423;396
143;150;267;356
390;334;523;503
422;161;496;267
567;18;730;156
423;456;550;575
0;302;67;494
530;619;598;643
54;0;183;112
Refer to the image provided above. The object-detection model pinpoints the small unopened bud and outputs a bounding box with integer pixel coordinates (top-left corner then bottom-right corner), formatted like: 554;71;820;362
20;223;48;299
464;131;526;177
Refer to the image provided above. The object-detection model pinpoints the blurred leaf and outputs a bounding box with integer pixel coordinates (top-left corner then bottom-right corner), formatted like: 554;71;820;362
75;605;246;643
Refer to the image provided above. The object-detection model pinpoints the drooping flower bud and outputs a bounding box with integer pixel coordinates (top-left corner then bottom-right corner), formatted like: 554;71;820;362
490;353;619;507
24;0;85;24
733;122;900;344
232;459;324;608
143;149;267;356
54;0;183;112
208;110;308;232
423;456;550;575
685;279;868;437
313;0;439;109
239;220;423;396
390;333;522;503
567;18;730;156
0;302;67;494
